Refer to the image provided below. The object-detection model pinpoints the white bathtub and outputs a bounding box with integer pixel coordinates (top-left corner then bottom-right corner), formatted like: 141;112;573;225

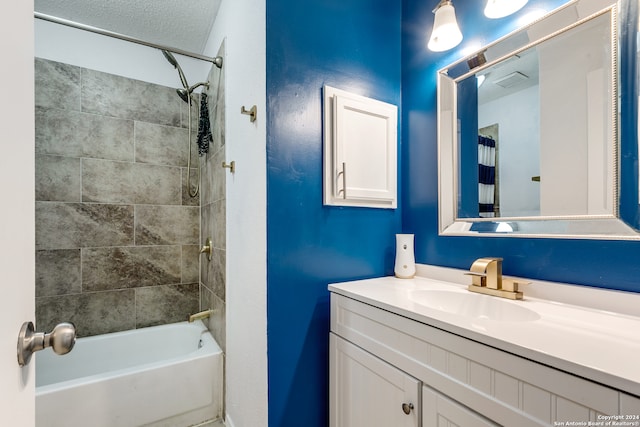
36;320;223;427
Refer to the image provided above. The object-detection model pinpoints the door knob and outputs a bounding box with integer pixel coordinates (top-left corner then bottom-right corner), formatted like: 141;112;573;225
402;402;414;415
17;321;76;367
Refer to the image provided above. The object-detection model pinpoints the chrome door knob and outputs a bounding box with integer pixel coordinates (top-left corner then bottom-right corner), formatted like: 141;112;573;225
17;321;76;366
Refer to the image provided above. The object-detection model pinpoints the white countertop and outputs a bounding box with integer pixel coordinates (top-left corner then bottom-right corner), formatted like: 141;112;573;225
329;269;640;397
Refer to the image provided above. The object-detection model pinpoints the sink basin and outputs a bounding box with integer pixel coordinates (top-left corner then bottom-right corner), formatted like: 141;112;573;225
409;290;541;322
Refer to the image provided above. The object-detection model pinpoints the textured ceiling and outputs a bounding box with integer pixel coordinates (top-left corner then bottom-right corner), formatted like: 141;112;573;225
35;0;222;54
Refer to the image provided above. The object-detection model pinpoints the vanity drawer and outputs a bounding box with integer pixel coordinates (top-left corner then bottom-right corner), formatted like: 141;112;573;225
331;293;632;427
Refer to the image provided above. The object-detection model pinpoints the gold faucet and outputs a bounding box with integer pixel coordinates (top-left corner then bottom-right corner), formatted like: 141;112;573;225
188;309;214;323
465;257;526;300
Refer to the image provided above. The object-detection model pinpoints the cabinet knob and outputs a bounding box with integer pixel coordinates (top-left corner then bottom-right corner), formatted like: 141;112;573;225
402;402;414;415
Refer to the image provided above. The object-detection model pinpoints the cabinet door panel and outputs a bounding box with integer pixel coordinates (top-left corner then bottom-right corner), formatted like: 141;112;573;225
620;393;640;416
330;333;419;427
423;385;499;427
335;94;396;202
323;85;397;208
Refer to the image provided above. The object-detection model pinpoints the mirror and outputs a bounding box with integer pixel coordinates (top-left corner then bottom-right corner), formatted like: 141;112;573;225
438;0;640;239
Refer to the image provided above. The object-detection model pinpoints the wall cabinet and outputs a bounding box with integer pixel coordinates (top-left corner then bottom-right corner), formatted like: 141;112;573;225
330;293;640;427
323;86;398;209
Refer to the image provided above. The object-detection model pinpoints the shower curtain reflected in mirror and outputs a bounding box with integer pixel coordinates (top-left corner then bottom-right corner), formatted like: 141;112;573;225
478;135;497;218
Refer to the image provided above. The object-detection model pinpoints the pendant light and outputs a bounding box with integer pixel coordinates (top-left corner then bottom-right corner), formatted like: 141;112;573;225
427;0;463;52
484;0;528;19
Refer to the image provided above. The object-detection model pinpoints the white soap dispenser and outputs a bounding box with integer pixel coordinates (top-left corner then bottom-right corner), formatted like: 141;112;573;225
394;234;416;279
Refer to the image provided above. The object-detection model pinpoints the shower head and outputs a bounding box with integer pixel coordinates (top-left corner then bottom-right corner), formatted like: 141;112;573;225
176;82;210;104
177;88;190;103
161;49;189;89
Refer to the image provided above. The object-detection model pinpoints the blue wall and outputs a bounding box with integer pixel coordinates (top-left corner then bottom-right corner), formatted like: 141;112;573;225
266;0;402;425
265;0;637;425
402;0;640;293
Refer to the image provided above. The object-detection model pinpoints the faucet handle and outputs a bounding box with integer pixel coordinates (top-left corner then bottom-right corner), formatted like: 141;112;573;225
502;278;530;292
464;271;486;287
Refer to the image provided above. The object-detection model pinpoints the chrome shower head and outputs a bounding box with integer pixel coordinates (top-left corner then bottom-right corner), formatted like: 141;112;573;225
177;88;190;103
176;82;210;104
161;49;189;89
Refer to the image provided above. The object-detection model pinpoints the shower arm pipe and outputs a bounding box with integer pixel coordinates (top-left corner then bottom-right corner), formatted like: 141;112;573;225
34;12;221;65
188;82;209;92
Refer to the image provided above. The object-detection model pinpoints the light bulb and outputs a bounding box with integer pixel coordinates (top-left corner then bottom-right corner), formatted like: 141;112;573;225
484;0;528;19
428;1;463;52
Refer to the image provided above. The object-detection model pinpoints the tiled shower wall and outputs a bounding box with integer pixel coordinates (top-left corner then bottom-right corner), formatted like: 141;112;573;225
34;57;202;337
200;42;226;352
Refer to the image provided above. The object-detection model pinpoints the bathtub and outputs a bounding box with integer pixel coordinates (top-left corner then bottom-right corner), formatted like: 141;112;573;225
36;320;223;427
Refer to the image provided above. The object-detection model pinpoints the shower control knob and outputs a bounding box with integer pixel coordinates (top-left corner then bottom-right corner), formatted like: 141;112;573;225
17;321;76;367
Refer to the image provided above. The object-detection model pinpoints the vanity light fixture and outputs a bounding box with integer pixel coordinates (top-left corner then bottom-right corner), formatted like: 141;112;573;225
428;0;463;52
484;0;528;19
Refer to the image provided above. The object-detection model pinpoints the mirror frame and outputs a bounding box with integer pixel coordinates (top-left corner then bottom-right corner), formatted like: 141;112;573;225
437;0;640;240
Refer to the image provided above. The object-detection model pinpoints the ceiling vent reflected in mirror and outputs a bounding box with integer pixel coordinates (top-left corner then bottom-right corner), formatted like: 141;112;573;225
493;71;529;88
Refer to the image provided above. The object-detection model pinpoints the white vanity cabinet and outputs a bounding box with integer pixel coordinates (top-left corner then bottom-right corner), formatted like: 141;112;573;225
329;291;640;427
330;332;498;427
422;385;498;427
330;334;420;427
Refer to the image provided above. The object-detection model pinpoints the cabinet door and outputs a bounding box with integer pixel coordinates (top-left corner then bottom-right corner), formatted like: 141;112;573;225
323;86;397;209
422;385;499;427
330;334;419;427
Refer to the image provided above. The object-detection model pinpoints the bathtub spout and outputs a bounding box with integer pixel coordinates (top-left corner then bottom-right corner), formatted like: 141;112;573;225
188;309;214;323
